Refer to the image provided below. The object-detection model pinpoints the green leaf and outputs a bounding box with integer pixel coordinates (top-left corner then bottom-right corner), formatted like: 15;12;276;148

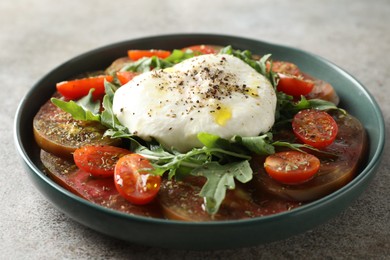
308;98;342;112
258;54;271;76
220;46;278;91
197;132;247;157
273;141;338;157
275;95;342;124
120;57;152;73
50;90;100;122
198;132;229;148
164;49;195;63
164;49;184;62
78;90;101;114
191;160;253;215
120;50;196;73
100;81;127;132
232;133;275;155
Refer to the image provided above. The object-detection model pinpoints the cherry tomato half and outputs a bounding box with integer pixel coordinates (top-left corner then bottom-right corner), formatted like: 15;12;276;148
277;73;314;97
127;49;171;61
264;151;320;185
73;145;131;178
56;75;114;100
292;109;338;149
114;154;161;205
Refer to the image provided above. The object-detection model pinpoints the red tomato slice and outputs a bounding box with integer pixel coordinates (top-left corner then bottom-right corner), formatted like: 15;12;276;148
116;71;139;85
264;151;320;185
277;73;314;96
73;145;131;178
182;45;218;55
292;109;338;149
127;49;171;61
114;154;161;205
56;75;113;100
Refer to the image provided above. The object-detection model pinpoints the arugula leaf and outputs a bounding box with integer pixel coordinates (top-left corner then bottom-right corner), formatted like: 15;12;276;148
232;133;275;155
308;98;344;112
197;132;248;158
273;140;338;157
198;132;275;156
191;160;253;215
100;81;128;132
51;80;130;136
50;89;101;122
132;138;251;179
275;94;341;123
219;46;278;89
164;49;195;63
220;46;262;73
120;49;196;73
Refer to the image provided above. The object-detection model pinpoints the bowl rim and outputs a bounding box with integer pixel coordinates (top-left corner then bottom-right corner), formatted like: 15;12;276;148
14;33;386;228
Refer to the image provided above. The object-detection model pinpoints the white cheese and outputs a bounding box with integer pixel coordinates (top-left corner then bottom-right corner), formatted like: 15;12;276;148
113;54;276;152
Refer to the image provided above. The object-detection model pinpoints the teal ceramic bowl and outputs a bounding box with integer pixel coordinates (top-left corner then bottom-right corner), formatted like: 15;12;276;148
14;34;385;250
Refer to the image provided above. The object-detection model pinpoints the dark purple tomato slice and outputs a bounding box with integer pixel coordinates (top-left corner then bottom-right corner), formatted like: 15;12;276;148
253;111;367;202
33;95;120;159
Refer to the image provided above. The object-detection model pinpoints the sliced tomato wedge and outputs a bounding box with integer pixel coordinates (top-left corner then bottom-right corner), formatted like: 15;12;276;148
116;71;139;85
182;45;218;55
264;151;320;185
127;49;171;61
292;109;338;149
114;154;161;205
270;61;302;76
73;145;131;178
277;73;314;96
56;75;113;100
267;61;314;97
305;77;339;105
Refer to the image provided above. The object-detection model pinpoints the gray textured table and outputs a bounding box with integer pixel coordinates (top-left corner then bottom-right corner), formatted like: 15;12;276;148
2;0;389;258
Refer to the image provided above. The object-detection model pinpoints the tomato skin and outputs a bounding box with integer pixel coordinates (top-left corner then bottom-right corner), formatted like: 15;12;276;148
292;109;338;149
33;96;120;159
116;71;139;85
128;49;171;61
56;75;113;100
159;176;301;221
73;145;131;178
277;73;314;96
182;45;218;55
305;76;339;105
264;151;320;185
114;154;161;205
270;61;302;76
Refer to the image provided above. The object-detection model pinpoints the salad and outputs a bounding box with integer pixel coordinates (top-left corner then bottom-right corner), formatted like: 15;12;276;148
33;45;367;221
